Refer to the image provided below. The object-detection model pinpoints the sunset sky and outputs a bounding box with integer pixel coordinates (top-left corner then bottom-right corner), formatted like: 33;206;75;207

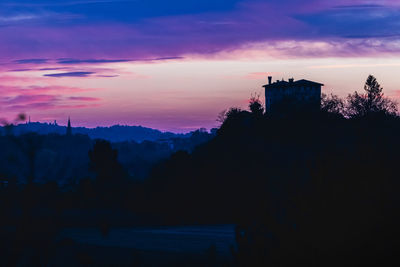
1;0;400;132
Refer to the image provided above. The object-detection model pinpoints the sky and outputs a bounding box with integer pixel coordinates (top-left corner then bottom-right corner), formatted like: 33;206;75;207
1;0;400;132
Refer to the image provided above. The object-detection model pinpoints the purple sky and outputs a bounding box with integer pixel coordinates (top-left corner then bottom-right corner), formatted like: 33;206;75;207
1;0;400;132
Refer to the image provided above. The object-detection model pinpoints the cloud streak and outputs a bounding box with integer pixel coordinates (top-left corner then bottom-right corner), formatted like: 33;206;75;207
68;96;100;101
14;58;48;64
57;58;131;64
0;92;102;111
44;71;95;77
0;82;103;115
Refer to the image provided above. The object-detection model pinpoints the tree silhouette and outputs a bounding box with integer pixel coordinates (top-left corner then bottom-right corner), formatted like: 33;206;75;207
216;109;228;125
88;140;128;207
321;93;345;117
0;113;26;136
24;134;42;184
89;140;126;183
347;75;398;118
225;107;243;120
217;107;243;125
10;133;42;184
249;95;264;117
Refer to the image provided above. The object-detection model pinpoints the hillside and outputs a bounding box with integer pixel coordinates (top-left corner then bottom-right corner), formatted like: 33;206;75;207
2;122;189;142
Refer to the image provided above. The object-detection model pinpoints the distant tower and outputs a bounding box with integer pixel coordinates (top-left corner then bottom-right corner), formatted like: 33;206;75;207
28;116;31;124
66;117;72;136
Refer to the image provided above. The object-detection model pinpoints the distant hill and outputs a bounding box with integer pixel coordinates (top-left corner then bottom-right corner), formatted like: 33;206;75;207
2;122;190;142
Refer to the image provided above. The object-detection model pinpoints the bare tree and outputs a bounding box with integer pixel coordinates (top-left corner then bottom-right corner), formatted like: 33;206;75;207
321;93;345;117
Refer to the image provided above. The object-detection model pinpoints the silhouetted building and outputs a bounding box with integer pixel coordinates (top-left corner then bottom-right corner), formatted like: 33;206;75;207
66;117;72;136
263;76;323;114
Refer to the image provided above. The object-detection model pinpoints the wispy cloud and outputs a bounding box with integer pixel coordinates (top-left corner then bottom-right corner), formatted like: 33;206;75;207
295;3;400;39
0;84;93;96
333;4;384;9
44;71;95;77
56;57;184;64
9;68;34;72
15;59;48;64
68;96;100;101
0;14;39;23
0;94;60;110
57;58;131;64
154;57;185;61
38;67;67;71
0;86;103;111
96;74;119;77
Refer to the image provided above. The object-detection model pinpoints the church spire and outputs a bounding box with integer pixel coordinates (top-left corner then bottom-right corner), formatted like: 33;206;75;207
66;117;72;136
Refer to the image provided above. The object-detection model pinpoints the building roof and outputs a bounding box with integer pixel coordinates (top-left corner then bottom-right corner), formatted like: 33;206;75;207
263;79;324;88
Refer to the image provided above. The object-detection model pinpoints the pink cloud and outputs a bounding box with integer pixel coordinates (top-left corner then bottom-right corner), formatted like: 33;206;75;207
0;84;91;96
0;83;103;114
0;75;43;84
57;103;102;109
4;94;59;104
0;94;60;111
68;96;100;101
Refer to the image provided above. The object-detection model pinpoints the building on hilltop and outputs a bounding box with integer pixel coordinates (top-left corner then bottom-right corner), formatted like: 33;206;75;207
263;76;323;114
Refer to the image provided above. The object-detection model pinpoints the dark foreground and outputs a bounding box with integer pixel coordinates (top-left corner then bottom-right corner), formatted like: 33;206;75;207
59;225;235;265
2;77;400;266
1;225;235;266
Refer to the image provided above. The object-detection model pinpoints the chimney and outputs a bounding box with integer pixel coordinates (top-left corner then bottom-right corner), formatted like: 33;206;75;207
268;76;272;85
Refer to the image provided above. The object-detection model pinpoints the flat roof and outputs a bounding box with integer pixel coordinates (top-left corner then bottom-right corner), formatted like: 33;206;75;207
263;79;324;88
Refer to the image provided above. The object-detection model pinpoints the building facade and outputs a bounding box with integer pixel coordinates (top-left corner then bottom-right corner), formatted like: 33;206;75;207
263;77;323;114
